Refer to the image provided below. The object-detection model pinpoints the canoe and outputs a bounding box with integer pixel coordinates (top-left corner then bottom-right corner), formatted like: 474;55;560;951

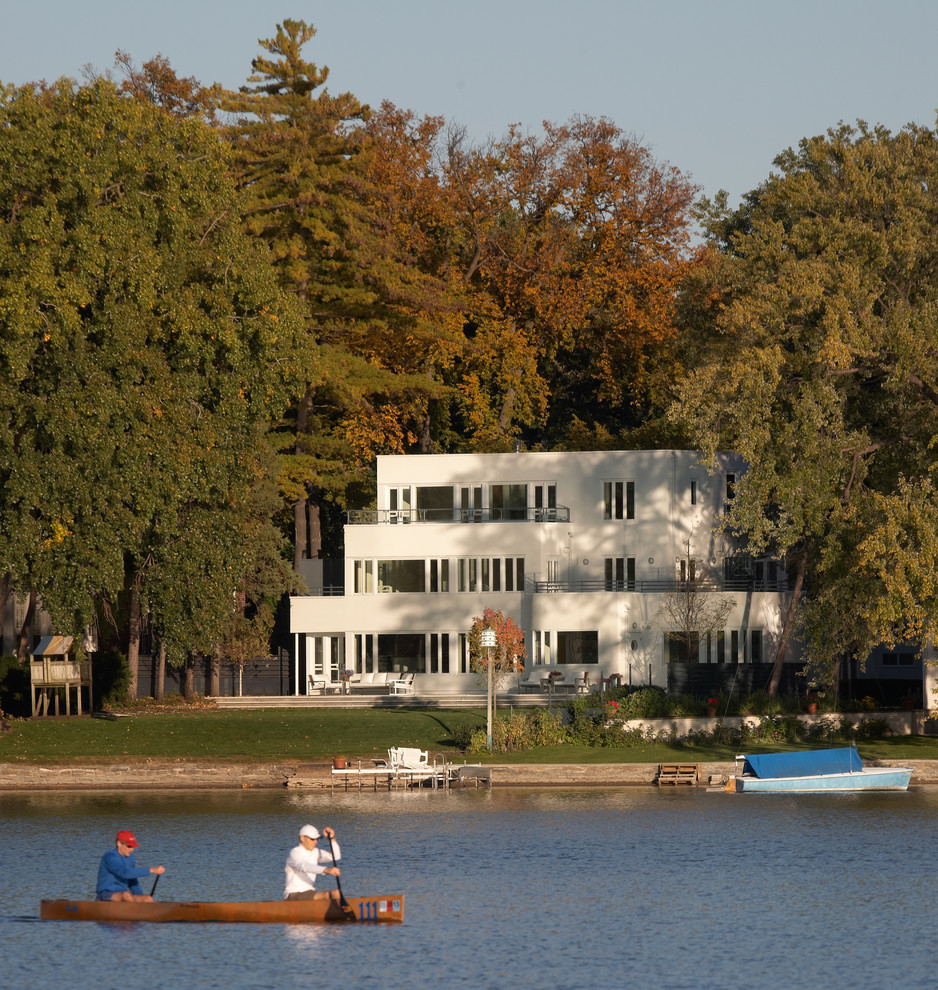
726;746;912;793
40;894;403;924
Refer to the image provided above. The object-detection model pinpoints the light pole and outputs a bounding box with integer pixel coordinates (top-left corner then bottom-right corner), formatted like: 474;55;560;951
481;627;497;751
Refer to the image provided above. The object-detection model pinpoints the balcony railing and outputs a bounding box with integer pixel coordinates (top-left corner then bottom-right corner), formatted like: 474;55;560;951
347;507;571;525
530;577;793;594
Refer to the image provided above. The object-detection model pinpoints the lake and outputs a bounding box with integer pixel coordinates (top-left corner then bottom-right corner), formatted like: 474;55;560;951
2;785;936;990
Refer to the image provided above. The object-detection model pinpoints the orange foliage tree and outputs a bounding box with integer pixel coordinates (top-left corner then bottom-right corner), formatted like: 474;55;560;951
468;608;526;719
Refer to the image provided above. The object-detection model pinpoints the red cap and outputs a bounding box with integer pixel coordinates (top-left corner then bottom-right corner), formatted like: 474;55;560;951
116;830;139;848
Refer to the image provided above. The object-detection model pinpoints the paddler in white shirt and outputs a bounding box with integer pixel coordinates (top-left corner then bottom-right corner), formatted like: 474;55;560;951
283;824;341;900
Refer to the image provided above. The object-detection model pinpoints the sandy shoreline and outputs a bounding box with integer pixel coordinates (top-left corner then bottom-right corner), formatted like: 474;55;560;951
3;758;936;791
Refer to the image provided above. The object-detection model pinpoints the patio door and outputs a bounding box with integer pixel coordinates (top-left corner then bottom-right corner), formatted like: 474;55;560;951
308;635;345;690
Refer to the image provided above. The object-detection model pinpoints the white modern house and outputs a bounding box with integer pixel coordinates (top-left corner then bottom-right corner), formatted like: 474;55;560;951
289;449;797;697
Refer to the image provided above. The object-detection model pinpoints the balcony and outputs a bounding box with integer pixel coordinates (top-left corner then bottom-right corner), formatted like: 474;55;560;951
347;506;571;525
530;577;793;594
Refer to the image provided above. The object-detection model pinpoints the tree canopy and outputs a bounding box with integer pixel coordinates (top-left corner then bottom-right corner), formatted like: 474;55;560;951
676;119;938;680
0;76;301;681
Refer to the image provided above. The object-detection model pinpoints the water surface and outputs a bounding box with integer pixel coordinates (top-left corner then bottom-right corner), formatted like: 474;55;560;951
2;786;935;989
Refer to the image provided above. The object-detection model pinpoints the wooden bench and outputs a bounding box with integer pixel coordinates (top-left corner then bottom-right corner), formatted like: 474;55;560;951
656;763;700;786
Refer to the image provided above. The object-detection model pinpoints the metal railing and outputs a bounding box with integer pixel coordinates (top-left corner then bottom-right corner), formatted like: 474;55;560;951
530;577;793;594
347;506;570;525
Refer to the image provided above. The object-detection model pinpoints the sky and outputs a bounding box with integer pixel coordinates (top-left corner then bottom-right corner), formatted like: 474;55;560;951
2;0;937;208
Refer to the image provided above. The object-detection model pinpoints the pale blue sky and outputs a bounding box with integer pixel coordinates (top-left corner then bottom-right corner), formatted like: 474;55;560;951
2;1;937;207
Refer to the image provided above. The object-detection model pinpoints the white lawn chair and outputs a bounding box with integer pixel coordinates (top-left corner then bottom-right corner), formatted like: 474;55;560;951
389;672;416;695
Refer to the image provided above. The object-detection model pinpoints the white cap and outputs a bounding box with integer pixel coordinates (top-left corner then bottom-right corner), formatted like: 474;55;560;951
299;824;320;840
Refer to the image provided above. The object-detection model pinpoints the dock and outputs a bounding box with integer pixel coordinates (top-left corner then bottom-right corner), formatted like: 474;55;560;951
323;748;493;792
655;763;700;785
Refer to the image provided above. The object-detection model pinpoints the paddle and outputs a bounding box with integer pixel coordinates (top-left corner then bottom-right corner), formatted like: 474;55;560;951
326;834;356;922
150;873;160;898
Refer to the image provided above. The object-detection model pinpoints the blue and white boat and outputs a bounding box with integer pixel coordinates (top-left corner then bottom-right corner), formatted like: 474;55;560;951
727;746;912;792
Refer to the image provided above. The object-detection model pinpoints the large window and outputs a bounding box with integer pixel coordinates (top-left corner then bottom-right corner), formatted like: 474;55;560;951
490;484;528;520
377;634;425;674
416;486;454;521
556;631;599;665
377;560;425;593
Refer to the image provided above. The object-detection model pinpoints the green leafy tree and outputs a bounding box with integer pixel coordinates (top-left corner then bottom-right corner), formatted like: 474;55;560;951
0;77;301;695
675;119;938;688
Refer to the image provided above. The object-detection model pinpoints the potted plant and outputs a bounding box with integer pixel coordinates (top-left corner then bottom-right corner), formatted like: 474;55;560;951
333;755;348;770
706;697;718;717
338;668;353;694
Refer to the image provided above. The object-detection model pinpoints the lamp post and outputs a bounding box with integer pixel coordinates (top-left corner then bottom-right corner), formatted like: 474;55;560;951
481;627;497;751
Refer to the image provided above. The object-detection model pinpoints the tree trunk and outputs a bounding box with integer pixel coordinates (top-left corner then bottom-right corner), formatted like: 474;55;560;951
155;640;166;701
417;406;433;453
829;654;842;709
767;553;806;697
209;656;220;697
127;588;141;701
497;386;517;435
184;655;195;702
293;389;314;568
308;499;322;559
293;496;308;569
0;572;11;655
15;589;35;661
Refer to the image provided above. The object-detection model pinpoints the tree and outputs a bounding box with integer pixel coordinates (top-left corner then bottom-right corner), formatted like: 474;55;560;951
0;77;301;694
439;117;702;449
222;21;460;563
655;540;736;663
468;608;526;732
675;119;938;685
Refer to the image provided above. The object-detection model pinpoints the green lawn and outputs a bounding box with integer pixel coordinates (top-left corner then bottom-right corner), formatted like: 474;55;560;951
1;707;936;764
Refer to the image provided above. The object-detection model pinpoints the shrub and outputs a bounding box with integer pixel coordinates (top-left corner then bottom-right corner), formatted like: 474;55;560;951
617;686;672;719
0;655;30;717
464;709;567;754
92;650;130;708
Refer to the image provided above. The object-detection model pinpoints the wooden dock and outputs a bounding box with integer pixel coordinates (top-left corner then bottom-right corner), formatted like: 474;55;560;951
655;763;700;785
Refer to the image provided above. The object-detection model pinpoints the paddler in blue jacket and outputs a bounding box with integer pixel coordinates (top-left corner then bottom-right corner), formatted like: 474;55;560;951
96;829;165;901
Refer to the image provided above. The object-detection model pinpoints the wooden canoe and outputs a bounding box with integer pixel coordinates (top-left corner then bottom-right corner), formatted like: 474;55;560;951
40;894;403;924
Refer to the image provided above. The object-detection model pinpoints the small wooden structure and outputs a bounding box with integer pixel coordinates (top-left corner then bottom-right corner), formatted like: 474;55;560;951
30;636;92;716
656;763;700;786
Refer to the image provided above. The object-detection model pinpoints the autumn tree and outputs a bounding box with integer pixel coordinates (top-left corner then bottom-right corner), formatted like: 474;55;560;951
438;117;701;450
675;119;938;688
468;608;526;724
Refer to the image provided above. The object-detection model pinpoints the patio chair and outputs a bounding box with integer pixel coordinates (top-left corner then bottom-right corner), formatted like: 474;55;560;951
393;747;429;770
388;672;416;695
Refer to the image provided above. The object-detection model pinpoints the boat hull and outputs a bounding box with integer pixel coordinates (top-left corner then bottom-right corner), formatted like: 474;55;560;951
39;895;404;924
731;767;912;793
